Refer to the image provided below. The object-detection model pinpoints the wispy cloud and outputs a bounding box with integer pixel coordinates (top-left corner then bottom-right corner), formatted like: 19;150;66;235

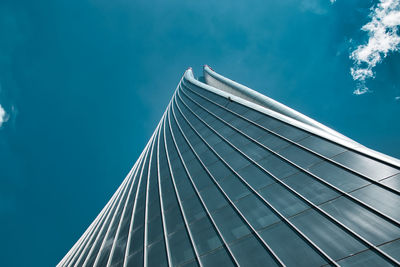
0;104;8;128
350;0;400;95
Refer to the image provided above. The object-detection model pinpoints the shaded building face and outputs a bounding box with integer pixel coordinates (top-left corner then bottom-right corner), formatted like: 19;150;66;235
59;66;400;267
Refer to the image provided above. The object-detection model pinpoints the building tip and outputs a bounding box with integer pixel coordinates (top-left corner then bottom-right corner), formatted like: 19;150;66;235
203;64;214;71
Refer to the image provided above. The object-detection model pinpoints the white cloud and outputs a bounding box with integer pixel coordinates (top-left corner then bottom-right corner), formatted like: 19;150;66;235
0;104;8;128
395;96;400;100
350;0;400;94
330;0;336;4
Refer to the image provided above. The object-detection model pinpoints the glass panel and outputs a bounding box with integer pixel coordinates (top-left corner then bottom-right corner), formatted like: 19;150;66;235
164;206;185;235
380;173;400;191
207;160;234;181
259;221;327;266
237;164;276;190
239;141;271;161
308;161;369;192
351;184;400;221
235;194;280;230
219;174;251;202
257;155;298;179
180;259;200;267
297;135;346;158
283;172;340;205
181;196;206;223
258;182;309;217
168;228;195;266
229;234;279;266
200;246;235;266
380;238;400;261
273;124;309;142
256;132;291;151
289;209;366;260
190;216;222;254
126;249;143;267
331;151;399;181
320;196;400;245
147;216;163;245
254;114;283;130
336;249;391;266
277;144;323;168
147;239;168;267
211;204;251;243
199;185;229;212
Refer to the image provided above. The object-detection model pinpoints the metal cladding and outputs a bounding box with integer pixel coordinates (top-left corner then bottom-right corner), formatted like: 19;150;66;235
58;66;400;266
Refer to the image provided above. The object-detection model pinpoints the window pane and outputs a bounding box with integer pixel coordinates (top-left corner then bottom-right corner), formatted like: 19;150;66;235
235;194;280;230
258;183;309;217
211;204;251;243
331;151;399;181
230;234;279;266
336;249;391;266
283;172;339;205
289;209;366;260
168;228;195;266
259;221;327;266
308;161;369;192
190;216;223;254
200;246;235;267
320;196;400;245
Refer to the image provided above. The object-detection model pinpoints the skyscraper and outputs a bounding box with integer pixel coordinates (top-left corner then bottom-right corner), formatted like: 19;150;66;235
58;66;400;266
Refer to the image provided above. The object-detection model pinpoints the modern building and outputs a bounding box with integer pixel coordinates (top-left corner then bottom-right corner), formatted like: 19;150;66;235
58;66;400;266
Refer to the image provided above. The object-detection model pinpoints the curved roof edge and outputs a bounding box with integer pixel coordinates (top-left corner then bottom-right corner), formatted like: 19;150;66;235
183;67;400;168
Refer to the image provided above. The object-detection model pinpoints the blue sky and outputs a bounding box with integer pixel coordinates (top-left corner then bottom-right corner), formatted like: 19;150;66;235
0;0;399;266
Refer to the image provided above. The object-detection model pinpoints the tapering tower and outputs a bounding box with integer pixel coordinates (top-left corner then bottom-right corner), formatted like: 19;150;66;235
58;66;400;266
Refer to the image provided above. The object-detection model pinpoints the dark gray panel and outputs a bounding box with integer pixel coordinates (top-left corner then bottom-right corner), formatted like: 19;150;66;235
379;239;400;261
237;164;276;190
230;234;279;266
219;174;251;202
259;221;327;266
308;161;369;192
277;144;324;168
297;135;347;158
147;239;168;267
351;184;400;222
168;228;196;266
283;172;340;205
211;205;251;243
290;209;366;260
320;197;400;245
331;151;399;181
200;246;236;266
235;194;280;230
336;249;391;266
258;182;310;217
380;173;400;191
190;216;223;254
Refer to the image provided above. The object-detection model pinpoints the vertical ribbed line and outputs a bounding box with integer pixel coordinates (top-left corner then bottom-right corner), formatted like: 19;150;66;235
79;148;148;267
162;108;203;266
143;125;162;267
122;135;156;266
177;88;400;266
166;104;240;266
61;157;144;267
170;96;286;267
106;134;156;267
67;163;138;267
156;115;173;266
93;142;150;266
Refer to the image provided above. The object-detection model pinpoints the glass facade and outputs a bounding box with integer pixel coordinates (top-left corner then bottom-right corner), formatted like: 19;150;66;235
58;66;400;266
